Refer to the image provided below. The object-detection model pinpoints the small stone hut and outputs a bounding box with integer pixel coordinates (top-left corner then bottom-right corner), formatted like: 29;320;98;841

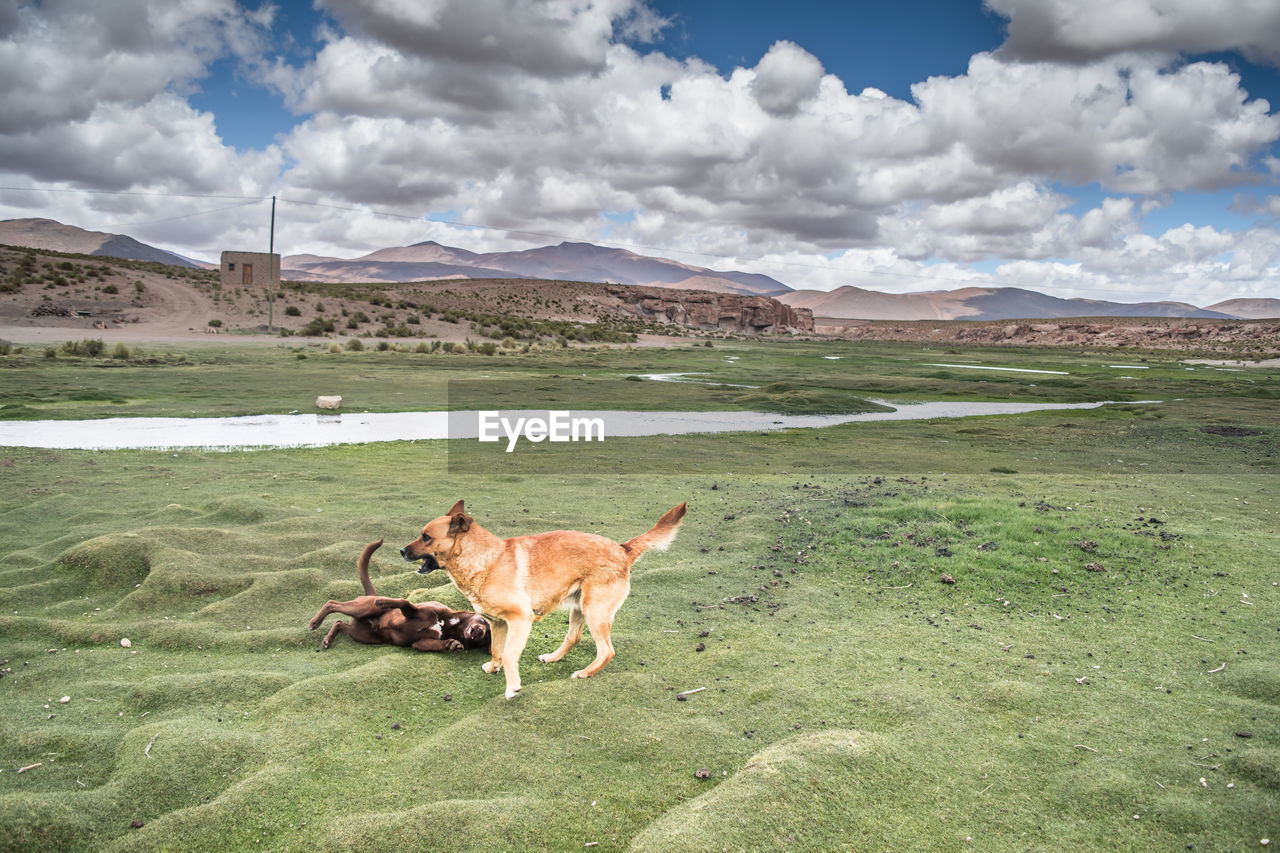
220;251;280;289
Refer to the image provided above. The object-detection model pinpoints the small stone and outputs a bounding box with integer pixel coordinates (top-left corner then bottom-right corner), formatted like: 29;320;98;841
120;638;132;648
695;642;705;652
131;819;145;829
940;574;956;584
695;768;710;779
59;696;70;704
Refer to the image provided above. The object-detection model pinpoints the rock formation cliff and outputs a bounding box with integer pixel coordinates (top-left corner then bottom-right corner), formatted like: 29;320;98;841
605;285;813;334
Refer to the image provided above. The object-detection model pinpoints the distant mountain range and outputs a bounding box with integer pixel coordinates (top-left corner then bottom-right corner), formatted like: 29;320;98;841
0;218;200;268
2;217;1275;320
777;284;1278;321
281;240;790;297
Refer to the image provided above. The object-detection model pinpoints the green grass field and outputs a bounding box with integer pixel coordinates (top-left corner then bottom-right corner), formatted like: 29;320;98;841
0;340;1276;851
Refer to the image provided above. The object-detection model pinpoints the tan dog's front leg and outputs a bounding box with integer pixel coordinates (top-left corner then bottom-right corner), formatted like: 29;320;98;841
500;619;533;699
483;620;507;675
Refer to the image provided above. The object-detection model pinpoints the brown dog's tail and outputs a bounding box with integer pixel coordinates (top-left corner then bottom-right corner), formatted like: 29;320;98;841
358;539;384;595
621;503;686;564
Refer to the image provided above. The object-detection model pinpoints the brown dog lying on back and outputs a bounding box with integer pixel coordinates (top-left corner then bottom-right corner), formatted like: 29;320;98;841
401;500;686;699
308;539;490;652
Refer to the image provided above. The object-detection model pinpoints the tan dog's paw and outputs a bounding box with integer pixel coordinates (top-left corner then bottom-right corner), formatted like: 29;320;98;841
570;669;592;680
537;652;559;663
482;660;502;674
504;685;521;700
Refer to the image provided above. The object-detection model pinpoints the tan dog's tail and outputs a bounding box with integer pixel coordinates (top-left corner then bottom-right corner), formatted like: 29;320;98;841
358;539;384;595
621;503;686;563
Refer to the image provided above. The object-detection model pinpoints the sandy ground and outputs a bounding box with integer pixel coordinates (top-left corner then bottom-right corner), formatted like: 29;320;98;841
1182;357;1280;368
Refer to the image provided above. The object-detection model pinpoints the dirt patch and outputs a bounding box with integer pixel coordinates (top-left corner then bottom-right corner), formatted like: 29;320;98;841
1200;425;1263;437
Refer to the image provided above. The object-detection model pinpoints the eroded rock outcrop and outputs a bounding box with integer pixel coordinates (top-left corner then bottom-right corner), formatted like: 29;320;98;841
605;286;814;334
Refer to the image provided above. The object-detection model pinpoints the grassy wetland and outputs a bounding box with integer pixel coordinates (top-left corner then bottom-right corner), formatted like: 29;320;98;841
0;338;1276;851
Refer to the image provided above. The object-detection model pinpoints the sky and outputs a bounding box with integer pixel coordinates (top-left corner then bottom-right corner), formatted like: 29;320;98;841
1;0;1279;306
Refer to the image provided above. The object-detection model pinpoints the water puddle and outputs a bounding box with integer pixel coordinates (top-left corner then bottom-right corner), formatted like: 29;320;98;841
0;400;1157;451
925;363;1069;375
633;372;757;388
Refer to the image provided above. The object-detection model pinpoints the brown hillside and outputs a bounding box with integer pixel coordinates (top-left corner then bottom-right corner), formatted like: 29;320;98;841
0;245;810;344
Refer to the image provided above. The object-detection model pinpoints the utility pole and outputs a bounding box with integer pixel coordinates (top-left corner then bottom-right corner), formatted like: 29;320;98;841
268;195;277;332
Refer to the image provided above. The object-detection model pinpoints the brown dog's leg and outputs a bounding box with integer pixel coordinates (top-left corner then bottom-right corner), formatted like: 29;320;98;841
308;600;351;631
412;637;464;652
483;620;507;675
309;596;388;630
499;618;533;699
321;620;346;648
372;597;420;617
320;618;384;649
538;605;584;663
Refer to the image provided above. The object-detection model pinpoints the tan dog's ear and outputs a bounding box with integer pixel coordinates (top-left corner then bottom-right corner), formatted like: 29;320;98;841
448;512;472;535
447;499;465;515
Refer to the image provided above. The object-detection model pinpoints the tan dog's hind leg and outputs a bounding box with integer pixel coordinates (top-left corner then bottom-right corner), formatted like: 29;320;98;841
538;606;584;663
500;619;533;699
572;618;614;679
571;580;628;679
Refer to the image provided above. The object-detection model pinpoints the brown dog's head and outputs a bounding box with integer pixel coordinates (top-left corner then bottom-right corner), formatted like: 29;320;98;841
451;611;490;646
400;499;472;574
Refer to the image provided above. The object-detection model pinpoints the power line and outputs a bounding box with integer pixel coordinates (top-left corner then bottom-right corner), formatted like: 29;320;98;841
85;199;265;232
0;185;265;202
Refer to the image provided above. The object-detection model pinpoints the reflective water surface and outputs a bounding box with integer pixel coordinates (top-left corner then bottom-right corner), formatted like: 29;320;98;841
0;400;1155;451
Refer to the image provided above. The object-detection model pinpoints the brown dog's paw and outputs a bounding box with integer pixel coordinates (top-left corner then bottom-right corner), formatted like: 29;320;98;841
444;638;464;652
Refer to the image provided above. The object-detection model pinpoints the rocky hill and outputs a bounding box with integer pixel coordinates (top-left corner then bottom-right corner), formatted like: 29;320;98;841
819;316;1280;357
604;285;812;333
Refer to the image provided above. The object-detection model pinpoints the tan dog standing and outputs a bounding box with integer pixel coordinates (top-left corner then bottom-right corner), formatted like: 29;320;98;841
401;500;686;699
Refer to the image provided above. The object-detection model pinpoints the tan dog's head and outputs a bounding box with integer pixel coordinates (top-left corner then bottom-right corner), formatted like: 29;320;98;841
400;499;472;575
